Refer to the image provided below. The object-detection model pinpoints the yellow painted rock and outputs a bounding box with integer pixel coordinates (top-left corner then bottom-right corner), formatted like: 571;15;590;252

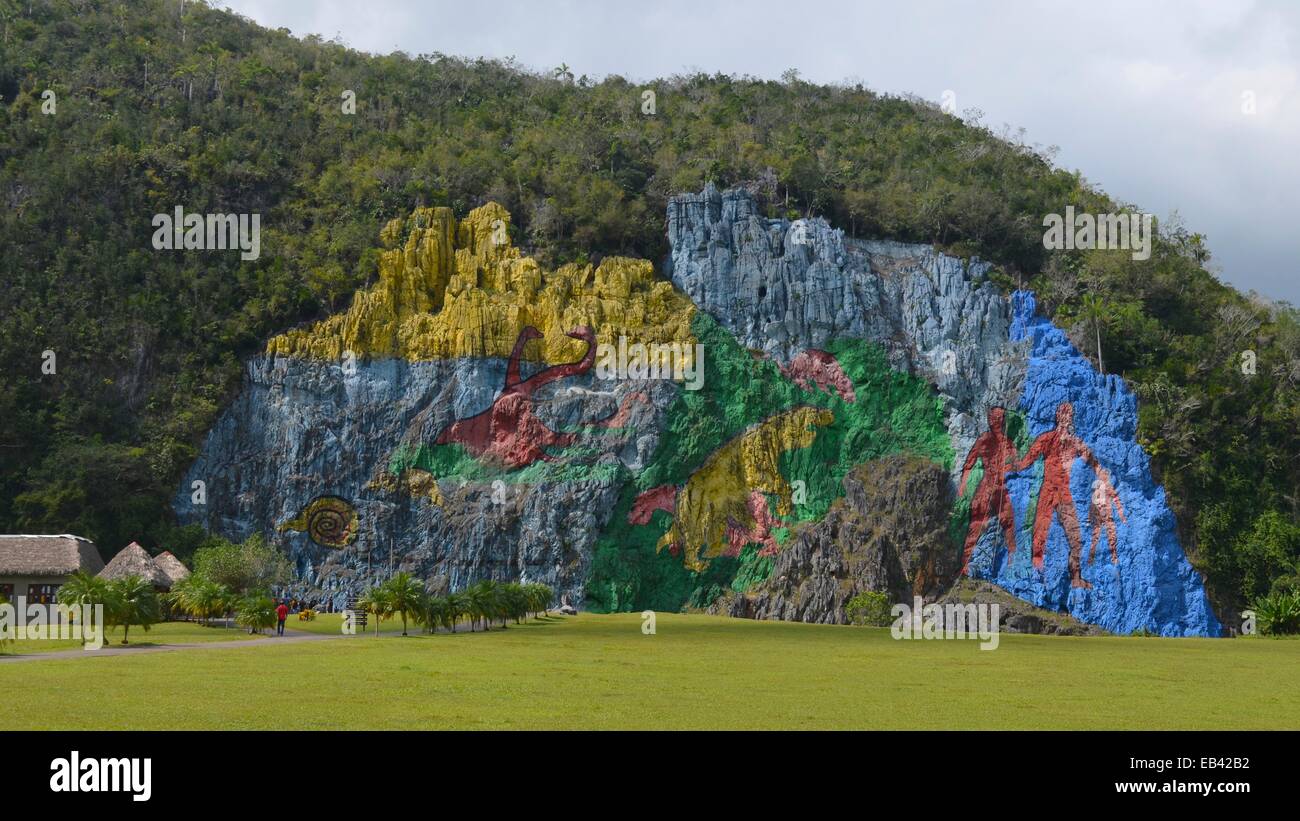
658;406;834;571
268;203;695;364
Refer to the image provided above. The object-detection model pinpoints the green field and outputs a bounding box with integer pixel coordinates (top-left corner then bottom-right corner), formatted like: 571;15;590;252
1;620;261;655
1;613;1296;730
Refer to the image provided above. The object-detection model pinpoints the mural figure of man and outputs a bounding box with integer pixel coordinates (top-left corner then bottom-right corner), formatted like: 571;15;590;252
1015;402;1107;589
1088;468;1126;565
959;407;1020;575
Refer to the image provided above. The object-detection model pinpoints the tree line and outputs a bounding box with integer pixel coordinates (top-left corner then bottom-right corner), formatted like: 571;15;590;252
357;574;556;636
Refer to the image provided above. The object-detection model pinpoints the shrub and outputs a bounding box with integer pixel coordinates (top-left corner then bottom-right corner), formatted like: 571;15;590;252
235;594;278;634
1251;590;1300;636
846;591;894;627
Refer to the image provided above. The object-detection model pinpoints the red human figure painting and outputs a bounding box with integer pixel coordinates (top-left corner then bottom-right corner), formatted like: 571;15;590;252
435;325;645;469
1015;402;1105;589
959;407;1020;575
779;349;856;403
1088;467;1126;565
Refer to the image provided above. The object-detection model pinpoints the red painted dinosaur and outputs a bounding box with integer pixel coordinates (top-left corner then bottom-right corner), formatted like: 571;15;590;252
435;325;644;469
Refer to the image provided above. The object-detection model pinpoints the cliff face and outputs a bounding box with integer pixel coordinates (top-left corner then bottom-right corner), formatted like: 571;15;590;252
667;184;1026;487
176;186;1222;636
176;206;682;607
715;455;958;623
968;292;1222;635
661;186;1218;635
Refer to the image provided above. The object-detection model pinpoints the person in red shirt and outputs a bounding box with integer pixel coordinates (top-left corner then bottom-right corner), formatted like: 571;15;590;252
276;601;289;636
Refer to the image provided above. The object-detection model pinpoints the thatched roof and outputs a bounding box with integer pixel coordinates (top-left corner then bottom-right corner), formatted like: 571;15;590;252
153;551;191;585
0;535;104;577
97;542;170;588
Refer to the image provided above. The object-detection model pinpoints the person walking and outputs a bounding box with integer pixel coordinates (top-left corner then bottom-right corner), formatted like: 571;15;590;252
276;600;289;636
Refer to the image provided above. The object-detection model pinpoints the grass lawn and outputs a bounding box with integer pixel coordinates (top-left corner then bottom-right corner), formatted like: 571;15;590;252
1;620;260;655
0;612;1296;730
284;612;418;636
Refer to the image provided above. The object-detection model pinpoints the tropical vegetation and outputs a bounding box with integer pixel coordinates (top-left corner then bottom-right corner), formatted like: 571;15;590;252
355;576;555;636
0;0;1295;622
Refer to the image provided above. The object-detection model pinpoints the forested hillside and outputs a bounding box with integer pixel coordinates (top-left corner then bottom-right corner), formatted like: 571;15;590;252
1;0;1296;617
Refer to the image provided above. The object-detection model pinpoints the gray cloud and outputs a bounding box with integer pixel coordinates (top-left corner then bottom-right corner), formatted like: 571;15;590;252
220;0;1300;303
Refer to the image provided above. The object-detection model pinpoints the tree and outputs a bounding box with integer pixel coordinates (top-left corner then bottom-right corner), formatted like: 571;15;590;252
192;534;291;596
1079;294;1108;374
167;575;233;626
105;576;162;645
465;580;502;631
356;587;392;637
421;595;446;635
845;591;893;627
524;583;554;618
501;583;529;624
235;594;277;634
381;572;427;636
443;592;468;633
1251;590;1300;635
56;571;112;646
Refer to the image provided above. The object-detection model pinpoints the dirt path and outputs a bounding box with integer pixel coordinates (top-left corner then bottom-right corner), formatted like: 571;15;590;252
0;628;346;664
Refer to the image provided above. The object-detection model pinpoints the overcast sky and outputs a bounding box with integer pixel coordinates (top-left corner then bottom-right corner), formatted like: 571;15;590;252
219;0;1300;304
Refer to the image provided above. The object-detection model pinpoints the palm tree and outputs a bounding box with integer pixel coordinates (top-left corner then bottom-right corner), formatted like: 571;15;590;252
524;583;553;618
105;576;161;645
1079;294;1108;374
165;574;199;621
464;581;499;632
502;583;528;624
167;576;233;626
443;592;468;633
382;572;427;636
57;571;112;644
201;579;234;626
421;596;445;634
235;593;277;634
356;587;392;637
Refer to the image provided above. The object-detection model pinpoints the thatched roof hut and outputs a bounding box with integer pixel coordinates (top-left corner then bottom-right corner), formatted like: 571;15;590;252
98;541;170;589
0;535;104;577
153;551;191;587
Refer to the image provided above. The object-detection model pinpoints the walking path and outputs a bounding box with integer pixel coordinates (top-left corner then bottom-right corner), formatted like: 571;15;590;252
0;628;346;664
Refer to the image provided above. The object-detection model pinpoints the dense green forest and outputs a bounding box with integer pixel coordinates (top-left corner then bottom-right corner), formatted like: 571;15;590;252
1;0;1296;618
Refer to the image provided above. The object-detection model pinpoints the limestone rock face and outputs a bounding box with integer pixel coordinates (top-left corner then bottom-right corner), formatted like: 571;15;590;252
269;203;695;364
666;183;1026;486
960;292;1222;636
177;187;1222;636
715;455;958;623
175;353;676;609
670;186;1220;635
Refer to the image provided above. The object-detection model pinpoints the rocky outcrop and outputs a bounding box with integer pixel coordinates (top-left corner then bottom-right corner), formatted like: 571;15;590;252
175;205;682;609
666;183;1027;485
671;186;1220;635
714;455;958;623
177;186;1223;636
269;203;695;364
960;292;1222;636
935;579;1107;636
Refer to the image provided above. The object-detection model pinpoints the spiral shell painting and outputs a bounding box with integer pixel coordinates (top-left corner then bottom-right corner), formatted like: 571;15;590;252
278;496;359;548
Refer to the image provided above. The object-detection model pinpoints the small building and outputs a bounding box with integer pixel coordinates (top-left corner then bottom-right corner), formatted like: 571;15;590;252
98;542;172;590
154;551;191;588
0;535;106;605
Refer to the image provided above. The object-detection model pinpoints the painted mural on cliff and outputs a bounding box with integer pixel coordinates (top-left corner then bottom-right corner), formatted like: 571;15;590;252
176;186;1221;636
955;292;1220;636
